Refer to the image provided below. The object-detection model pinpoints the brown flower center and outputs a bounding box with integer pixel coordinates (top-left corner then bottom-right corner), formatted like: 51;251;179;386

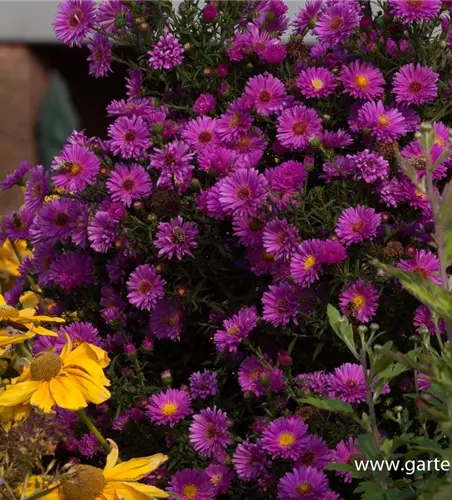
408;81;423;94
54;212;70;227
198;131;213;144
300;451;316;466
30;352;62;381
124;131;136;142
171;227;186;243
205;422;219;440
328;16;344;32
122;178;136;191
69;8;84;28
62;465;105;500
138;280;154;295
292;122;308;136
236;185;252;200
406;0;423;8
258;90;272;103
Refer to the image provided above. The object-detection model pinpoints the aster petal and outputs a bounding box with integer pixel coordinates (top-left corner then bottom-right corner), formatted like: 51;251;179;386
104;454;168;481
30;381;56;412
49;375;87;410
0;380;41;406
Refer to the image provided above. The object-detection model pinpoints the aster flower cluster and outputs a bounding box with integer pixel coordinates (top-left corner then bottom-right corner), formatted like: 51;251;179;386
3;0;452;498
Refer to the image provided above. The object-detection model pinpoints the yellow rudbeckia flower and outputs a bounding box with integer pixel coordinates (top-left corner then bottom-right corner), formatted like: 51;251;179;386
20;440;169;500
0;239;31;280
0;338;111;412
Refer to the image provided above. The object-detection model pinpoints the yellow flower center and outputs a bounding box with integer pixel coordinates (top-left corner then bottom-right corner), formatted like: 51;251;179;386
415;189;427;199
183;484;198;498
303;255;316;269
434;137;445;147
161;402;178;415
0;305;19;320
311;79;324;90
30;352;62;381
352;294;366;310
227;325;240;336
278;432;295;446
211;473;222;486
62;465;105;500
297;482;312;495
378;115;390;127
70;163;83;176
355;75;369;89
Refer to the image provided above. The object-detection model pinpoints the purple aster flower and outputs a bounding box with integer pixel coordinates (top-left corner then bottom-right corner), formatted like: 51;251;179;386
198;146;238;176
335;205;381;246
53;0;96;47
357;101;407;142
106;163;151;206
321;155;354;182
51;144;100;193
377;178;405;207
262;39;287;64
238;356;285;397
262;283;299;327
189;407;232;458
193;93;216;115
348;150;389;184
401;140;447;181
77;433;100;458
146;388;192;427
290;239;324;287
295;0;323;33
339;280;379;323
127;264;166;311
398;250;441;283
262;416;308;460
88;211;119;253
216;107;253;144
321;240;347;265
100;286;126;326
296;371;329;397
150;141;194;191
125;69;143;99
39;198;76;242
182;116;218;151
393;63;439;105
48;251;94;291
266;160;306;207
87;33;112;78
33;243;57;287
106;97;155;118
42;322;100;353
389;0;441;23
149;298;183;340
278;466;328;499
329;363;366;403
148;32;184;70
168;469;215;500
189;370;218;399
0;161;32;191
296;67;337;99
232;441;269;481
276;105;322;151
340;61;385;100
232;213;265;248
154;216;199;260
108;116;150;159
97;0;128;34
331;437;360;483
320;129;353;149
244;73;286;116
414;305;446;335
4;285;23;307
24;165;50;213
70;201;89;248
296;435;332;469
4;208;34;240
314;2;362;48
232;128;267;158
214;307;258;353
218;168;268;217
205;464;233;495
262;219;300;261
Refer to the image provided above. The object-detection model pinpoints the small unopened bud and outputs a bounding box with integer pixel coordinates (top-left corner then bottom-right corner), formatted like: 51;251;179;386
191;178;201;191
183;42;192;51
141;337;154;352
246;62;253;70
309;136;321;148
414;131;422;140
370;323;380;333
274;156;280;164
124;343;136;356
277;351;292;366
323;114;331;122
132;201;143;210
100;164;110;175
394;405;403;413
140;22;149;31
440;40;447;49
147;213;158;223
161;370;172;386
203;67;213;77
0;360;8;376
358;325;368;335
420;122;433;133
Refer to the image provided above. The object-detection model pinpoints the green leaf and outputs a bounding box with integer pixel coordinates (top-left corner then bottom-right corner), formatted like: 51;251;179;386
440;181;452;263
433;484;452;500
327;304;358;358
298;396;356;418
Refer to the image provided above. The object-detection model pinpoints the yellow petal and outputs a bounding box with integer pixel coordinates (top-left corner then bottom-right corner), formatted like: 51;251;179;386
105;439;120;470
0;380;41;406
64;358;110;386
49;375;87;411
19;291;39;309
27;324;58;337
30;381;56;412
63;343;110;369
117;482;169;499
0;295;6;306
64;368;111;404
103;482;169;500
103;454;169;482
0;331;34;347
60;334;73;359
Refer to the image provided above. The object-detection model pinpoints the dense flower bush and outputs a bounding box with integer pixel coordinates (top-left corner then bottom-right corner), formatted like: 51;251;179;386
4;0;452;499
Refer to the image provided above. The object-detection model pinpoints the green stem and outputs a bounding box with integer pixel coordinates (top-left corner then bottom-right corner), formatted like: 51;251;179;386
77;409;111;453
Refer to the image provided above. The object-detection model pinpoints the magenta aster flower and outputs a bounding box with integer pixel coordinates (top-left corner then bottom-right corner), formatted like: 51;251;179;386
108;116;150;159
189;370;218;399
87;34;112;78
262;416;308;460
106;163;151;206
182;116;218;151
331;437;360;483
278;466;329;500
217;108;253;144
149;141;194;190
238;356;284;396
357;101;407;142
97;0;128;34
154;216;199;260
36;321;100;355
398;250;441;283
149;298;184;341
392;64;439;105
276;105;322;151
205;464;233;495
0;161;32;191
232;213;266;247
295;0;323;33
49;251;94;291
296;371;329;397
262;219;300;261
148;32;184;70
296;67;337;99
244;73;286;116
214;307;258;353
232;441;269;481
328;363;366;403
401;140;447;181
266;160;307;207
389;0;441;24
290;240;324;287
4;208;34;240
51;144;100;193
168;469;215;500
340;61;385;100
146;388;192;427
348;150;389;184
127;264;166;311
198;146;238;176
339;280;379;323
219;168;268;217
88;211;119;253
320;129;353;149
321;240;347;265
314;1;362;48
335;205;381;246
262;283;299;327
262;39;287;64
33;243;57;287
39;198;76;242
193;93;217;115
189;406;232;458
413;305;446;335
53;0;96;47
296;435;332;469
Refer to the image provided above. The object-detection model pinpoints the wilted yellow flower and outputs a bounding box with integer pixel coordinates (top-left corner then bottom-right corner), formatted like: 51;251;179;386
19;440;169;500
0;239;31;282
0;338;111;412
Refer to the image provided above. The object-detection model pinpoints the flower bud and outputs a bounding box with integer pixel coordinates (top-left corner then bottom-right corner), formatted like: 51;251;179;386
124;343;136;356
161;370;172;386
358;325;368;335
203;4;219;21
277;351;292;366
183;42;192;51
100;164;110;175
370;323;379;333
203;67;213;77
132;200;144;211
141;337;154;352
